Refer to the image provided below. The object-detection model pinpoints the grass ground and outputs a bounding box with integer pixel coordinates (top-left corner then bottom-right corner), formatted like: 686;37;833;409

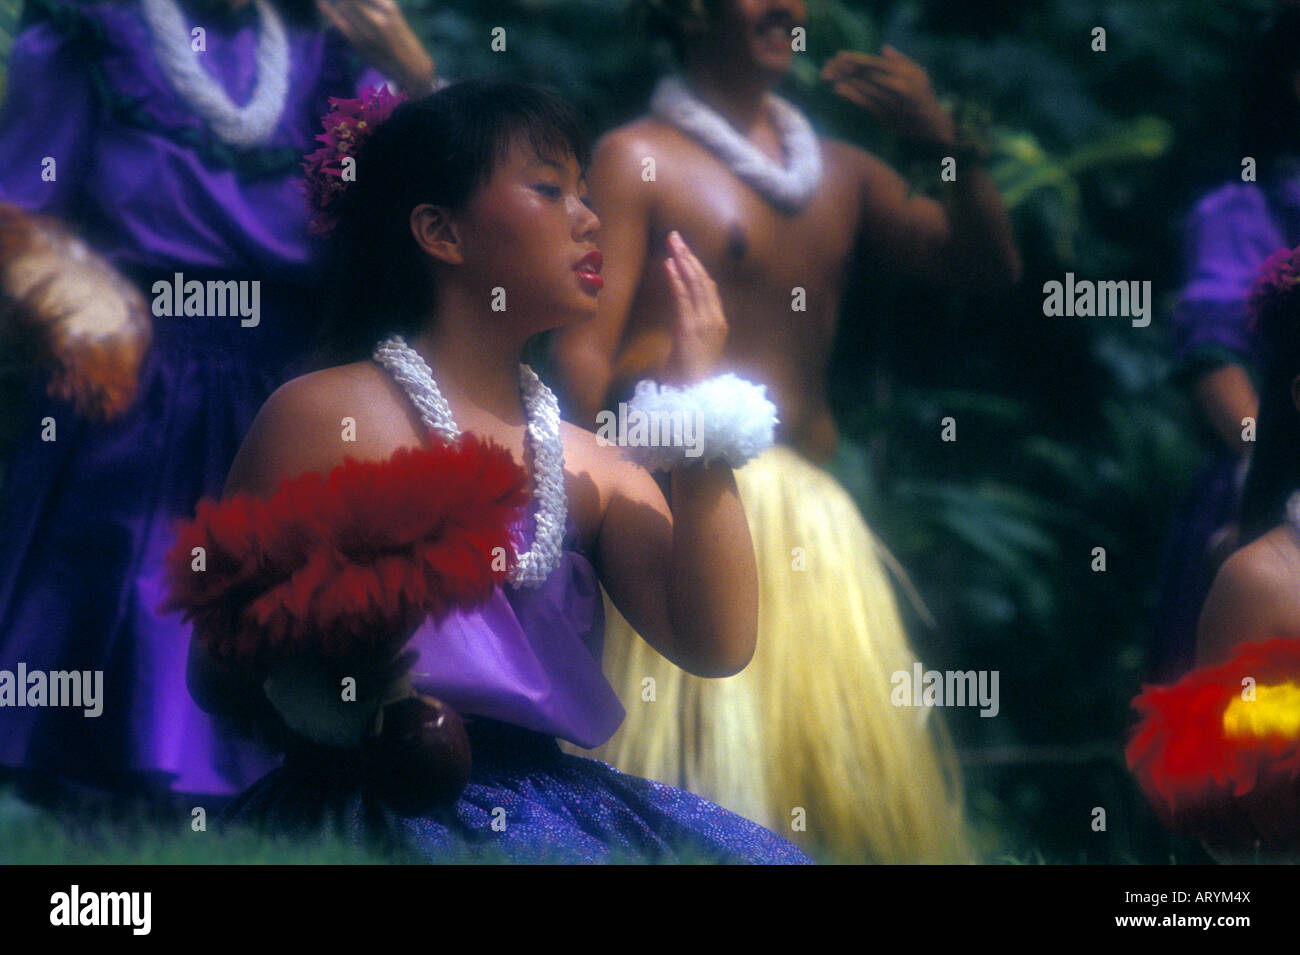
0;783;1109;866
0;786;395;864
0;759;1221;864
0;784;769;865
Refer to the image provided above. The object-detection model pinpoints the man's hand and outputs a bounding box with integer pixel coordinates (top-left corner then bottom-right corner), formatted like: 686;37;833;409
821;46;955;149
316;0;436;96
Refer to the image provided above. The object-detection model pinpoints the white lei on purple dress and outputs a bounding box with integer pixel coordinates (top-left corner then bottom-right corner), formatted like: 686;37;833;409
141;0;291;148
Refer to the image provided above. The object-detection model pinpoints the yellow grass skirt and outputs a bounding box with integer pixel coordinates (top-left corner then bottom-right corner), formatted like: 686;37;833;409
563;445;971;862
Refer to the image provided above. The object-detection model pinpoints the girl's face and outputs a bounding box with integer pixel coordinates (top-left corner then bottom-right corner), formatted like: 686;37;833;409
456;136;601;332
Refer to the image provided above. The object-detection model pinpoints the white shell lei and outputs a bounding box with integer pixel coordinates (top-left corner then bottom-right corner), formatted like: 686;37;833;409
141;0;291;149
373;335;566;589
650;74;822;213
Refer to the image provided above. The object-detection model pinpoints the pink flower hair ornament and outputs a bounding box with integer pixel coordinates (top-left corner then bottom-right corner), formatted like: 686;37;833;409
301;85;407;238
1247;244;1300;334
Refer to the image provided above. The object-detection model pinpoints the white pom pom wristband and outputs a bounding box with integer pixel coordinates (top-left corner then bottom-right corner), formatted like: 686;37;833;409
595;373;779;470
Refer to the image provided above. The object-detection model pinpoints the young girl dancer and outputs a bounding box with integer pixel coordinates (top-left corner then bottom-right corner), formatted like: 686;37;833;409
1128;245;1300;861
168;79;809;863
1148;5;1300;684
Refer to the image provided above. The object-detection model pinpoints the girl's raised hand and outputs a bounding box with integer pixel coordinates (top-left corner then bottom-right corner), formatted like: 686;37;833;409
316;0;437;96
662;230;728;384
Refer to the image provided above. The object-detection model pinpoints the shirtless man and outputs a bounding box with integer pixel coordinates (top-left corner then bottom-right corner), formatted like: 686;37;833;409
554;0;1020;460
552;0;1020;862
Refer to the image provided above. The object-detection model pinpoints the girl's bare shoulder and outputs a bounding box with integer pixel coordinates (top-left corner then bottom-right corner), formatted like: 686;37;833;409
558;419;668;519
224;361;427;498
1213;527;1300;630
559;419;641;489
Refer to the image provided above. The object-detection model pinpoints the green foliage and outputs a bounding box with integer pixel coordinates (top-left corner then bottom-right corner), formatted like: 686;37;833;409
0;0;17;100
992;116;1174;260
0;786;396;863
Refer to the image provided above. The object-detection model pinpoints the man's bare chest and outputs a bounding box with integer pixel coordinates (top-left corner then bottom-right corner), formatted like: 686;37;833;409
648;144;861;290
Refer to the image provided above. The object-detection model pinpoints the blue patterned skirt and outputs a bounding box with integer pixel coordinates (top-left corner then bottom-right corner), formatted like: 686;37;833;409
224;718;812;864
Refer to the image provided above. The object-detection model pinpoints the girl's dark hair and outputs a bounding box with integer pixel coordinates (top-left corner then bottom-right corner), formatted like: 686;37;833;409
1240;5;1300;167
1239;296;1300;545
308;79;592;368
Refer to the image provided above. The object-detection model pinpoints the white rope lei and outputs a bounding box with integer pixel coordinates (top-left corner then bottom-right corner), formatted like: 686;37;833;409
373;335;566;589
141;0;291;149
650;74;822;213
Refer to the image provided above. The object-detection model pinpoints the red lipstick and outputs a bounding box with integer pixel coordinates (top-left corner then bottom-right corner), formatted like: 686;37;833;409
575;250;603;291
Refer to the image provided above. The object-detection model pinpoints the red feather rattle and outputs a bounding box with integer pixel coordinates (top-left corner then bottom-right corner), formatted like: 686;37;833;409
1127;637;1300;860
160;436;530;811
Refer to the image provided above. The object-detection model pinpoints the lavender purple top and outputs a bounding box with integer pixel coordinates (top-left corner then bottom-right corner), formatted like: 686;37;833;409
408;507;626;749
1171;173;1300;376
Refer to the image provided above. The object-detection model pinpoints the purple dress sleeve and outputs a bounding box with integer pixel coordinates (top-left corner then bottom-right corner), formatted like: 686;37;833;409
1171;183;1279;375
0;21;97;217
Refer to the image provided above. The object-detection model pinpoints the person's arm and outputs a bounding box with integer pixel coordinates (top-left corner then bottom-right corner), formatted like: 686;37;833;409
1193;364;1258;456
822;46;1021;290
597;456;758;678
1170;185;1276;452
593;233;758;677
186;627;282;733
187;375;348;718
552;130;654;428
315;0;438;96
189;370;424;741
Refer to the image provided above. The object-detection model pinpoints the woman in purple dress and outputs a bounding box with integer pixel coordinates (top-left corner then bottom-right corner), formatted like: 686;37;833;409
0;0;436;806
1149;7;1300;683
